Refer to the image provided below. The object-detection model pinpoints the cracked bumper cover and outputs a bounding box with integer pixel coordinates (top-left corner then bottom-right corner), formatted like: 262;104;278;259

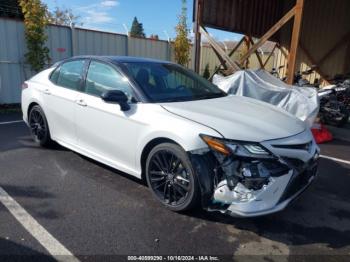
225;166;317;217
189;130;319;217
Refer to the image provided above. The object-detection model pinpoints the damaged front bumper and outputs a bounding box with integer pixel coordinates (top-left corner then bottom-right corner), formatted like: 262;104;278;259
190;130;319;217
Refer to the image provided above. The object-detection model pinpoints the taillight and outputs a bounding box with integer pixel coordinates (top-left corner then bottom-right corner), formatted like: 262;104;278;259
22;82;28;89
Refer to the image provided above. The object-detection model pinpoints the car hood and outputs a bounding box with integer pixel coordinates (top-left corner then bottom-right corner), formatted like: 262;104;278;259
161;95;305;142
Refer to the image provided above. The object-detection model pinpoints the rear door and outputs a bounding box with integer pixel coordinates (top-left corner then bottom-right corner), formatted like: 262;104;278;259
45;59;87;146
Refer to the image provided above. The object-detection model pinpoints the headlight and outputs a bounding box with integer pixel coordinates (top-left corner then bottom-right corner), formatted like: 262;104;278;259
200;134;273;159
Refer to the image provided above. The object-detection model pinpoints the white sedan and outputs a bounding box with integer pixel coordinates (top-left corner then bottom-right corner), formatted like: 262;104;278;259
22;56;319;217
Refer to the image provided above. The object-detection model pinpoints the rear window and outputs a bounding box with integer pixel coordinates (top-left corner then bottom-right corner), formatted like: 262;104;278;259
51;60;86;91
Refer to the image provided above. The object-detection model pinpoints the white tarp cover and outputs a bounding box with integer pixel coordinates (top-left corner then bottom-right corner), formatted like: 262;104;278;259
213;70;319;127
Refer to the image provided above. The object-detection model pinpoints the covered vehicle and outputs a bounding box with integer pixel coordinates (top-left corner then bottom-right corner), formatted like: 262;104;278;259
213;70;319;128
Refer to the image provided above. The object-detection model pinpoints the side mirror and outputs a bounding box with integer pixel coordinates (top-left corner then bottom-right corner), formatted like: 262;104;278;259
101;90;130;111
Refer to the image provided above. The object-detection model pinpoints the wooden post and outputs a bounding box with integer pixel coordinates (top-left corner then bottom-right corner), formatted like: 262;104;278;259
194;0;202;74
286;0;305;84
244;36;250;68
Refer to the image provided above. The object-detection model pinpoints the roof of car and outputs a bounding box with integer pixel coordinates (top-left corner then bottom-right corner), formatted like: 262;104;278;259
71;55;173;64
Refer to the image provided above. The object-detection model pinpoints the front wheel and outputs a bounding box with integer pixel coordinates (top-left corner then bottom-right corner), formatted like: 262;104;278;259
145;143;200;212
28;105;53;147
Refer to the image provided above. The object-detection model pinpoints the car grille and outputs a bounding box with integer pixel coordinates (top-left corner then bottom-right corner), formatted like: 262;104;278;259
278;161;318;203
272;142;312;151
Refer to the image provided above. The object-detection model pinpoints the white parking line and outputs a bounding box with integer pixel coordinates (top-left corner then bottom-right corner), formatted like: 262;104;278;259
320;155;350;165
0;120;24;125
0;186;79;261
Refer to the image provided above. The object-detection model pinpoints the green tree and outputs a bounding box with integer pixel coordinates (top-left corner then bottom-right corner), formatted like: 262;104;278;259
202;63;210;79
19;0;50;72
174;0;190;66
129;17;145;38
48;6;82;26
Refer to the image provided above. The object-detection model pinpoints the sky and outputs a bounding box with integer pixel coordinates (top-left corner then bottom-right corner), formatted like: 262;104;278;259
42;0;241;41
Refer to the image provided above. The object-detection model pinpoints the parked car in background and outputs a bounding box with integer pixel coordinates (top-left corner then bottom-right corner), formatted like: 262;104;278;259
22;56;319;217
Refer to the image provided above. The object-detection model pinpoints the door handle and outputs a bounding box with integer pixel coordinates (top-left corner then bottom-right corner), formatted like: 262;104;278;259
43;89;51;95
76;99;87;107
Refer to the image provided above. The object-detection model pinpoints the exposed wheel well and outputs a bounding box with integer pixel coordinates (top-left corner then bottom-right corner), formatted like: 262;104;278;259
27;102;39;119
140;137;180;182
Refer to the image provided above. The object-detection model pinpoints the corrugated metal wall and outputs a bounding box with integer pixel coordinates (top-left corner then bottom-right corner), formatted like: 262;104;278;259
0;19;26;104
0;18;173;104
277;0;350;83
74;28;127;56
128;37;170;60
0;17;275;104
200;0;283;39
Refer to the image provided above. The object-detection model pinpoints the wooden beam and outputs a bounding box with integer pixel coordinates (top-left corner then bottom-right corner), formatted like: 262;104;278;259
212;48;228;70
239;6;296;64
248;37;265;69
228;36;245;58
199;26;241;71
208;36;245;80
263;43;277;67
193;0;202;73
286;0;304;85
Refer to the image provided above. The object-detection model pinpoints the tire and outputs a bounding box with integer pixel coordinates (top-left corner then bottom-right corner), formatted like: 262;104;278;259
28;105;53;147
145;143;200;212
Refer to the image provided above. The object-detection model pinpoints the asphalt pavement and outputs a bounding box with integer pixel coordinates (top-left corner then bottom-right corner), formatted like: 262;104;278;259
1;112;350;261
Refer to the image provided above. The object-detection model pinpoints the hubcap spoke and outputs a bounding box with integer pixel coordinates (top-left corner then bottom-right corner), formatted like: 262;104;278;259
174;181;189;192
173;184;186;197
153;155;167;172
30;109;46;141
149;150;191;206
175;175;189;183
153;181;167;190
150;171;165;176
151;176;165;182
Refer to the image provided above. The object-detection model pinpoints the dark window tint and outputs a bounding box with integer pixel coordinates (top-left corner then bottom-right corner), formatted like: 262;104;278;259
85;61;133;100
56;60;85;90
123;62;226;102
50;67;60;84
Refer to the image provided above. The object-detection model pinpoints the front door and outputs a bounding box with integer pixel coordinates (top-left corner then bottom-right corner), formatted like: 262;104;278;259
76;60;142;174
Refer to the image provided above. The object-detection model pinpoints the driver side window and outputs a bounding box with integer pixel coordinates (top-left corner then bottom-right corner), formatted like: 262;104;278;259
85;61;134;101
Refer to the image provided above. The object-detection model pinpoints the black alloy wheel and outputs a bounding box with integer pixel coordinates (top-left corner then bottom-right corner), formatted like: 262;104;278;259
146;143;200;211
29;105;52;147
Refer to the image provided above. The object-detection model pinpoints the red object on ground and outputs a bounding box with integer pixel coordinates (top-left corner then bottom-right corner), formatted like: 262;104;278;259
311;124;333;144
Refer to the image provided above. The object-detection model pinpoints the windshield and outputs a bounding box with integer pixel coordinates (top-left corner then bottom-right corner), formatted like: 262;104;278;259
123;62;227;102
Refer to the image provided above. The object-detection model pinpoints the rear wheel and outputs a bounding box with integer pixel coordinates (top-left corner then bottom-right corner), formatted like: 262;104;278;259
28;105;53;147
145;143;200;212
